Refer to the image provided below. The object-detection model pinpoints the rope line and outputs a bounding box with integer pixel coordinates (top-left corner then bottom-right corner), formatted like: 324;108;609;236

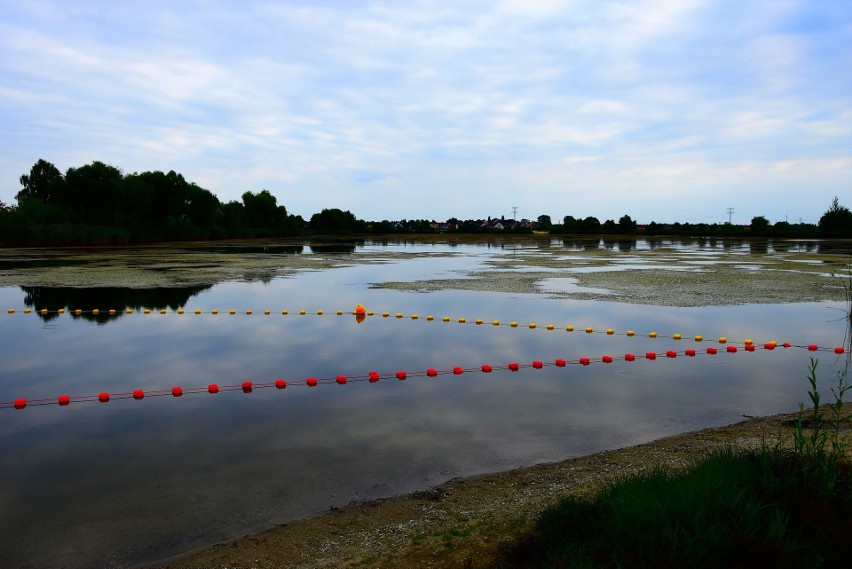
0;306;804;346
2;343;845;411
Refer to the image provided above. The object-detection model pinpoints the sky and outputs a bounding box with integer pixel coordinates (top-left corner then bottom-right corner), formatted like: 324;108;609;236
1;0;850;224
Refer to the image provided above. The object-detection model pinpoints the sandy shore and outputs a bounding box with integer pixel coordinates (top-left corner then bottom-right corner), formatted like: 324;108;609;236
146;403;851;569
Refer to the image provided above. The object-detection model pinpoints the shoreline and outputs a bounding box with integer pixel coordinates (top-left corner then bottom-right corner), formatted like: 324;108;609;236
146;403;851;569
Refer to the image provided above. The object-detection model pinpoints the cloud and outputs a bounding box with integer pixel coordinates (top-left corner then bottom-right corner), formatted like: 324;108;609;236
1;0;850;223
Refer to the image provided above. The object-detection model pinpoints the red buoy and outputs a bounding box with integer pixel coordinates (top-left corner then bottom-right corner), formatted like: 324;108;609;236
532;360;543;368
208;384;219;394
602;355;613;363
58;395;70;406
426;368;438;377
481;364;492;373
764;343;775;350
242;381;253;393
306;377;318;387
726;345;737;353
98;392;110;403
555;359;566;367
368;371;380;383
133;389;144;400
172;386;183;397
836;347;846;354
645;352;656;360
707;347;718;355
396;371;407;380
275;379;287;389
453;367;464;375
625;353;636;361
783;343;792;348
808;344;818;351
666;351;677;358
336;375;347;385
685;349;696;357
579;357;590;366
745;344;755;352
13;398;26;409
508;362;520;372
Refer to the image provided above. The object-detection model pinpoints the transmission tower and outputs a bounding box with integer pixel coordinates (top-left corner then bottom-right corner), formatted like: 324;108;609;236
512;206;518;220
725;207;734;224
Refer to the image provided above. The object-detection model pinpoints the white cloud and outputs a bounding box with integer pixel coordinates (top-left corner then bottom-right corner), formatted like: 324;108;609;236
1;0;850;223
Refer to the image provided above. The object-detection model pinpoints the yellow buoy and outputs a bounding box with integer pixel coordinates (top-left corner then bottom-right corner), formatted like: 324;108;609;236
606;328;614;335
75;309;82;315
383;312;390;318
177;309;184;315
547;324;555;330
475;319;483;325
396;313;404;318
108;309;115;315
566;325;574;332
442;316;450;322
336;310;343;315
160;309;167;314
92;309;100;315
694;335;703;342
41;309;48;315
529;323;537;329
585;327;593;333
281;310;288;315
411;314;419;320
673;333;682;340
649;332;657;338
58;308;65;314
196;309;202;315
212;309;218;315
246;310;253;315
626;330;634;336
744;339;753;345
459;317;466;323
511;322;518;327
299;310;306;315
719;337;727;343
143;309;150;314
126;309;133;314
7;309;14;314
427;315;434;321
316;310;323;315
492;320;500;326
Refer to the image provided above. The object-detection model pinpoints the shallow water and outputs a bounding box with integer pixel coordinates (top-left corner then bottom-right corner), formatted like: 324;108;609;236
0;238;849;568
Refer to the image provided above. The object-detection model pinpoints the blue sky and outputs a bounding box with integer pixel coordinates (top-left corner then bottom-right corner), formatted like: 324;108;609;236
2;0;850;224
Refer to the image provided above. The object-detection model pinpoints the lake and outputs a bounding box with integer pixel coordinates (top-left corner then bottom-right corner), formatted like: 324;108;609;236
0;236;849;568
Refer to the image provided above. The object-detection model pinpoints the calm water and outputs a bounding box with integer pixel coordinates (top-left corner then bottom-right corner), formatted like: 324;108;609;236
0;238;848;568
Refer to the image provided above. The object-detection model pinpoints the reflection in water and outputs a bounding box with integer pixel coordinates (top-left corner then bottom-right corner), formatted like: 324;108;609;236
21;285;212;323
0;240;850;569
189;245;304;255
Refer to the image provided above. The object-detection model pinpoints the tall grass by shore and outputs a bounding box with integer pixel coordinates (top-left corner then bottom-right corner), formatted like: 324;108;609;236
496;361;851;569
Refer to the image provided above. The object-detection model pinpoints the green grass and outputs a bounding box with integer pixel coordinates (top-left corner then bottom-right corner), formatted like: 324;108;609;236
495;361;851;569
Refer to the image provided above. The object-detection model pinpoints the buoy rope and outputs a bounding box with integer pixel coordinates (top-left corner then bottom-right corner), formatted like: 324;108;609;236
0;307;797;346
2;342;845;411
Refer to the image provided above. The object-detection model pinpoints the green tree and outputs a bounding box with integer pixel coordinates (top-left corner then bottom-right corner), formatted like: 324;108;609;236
17;159;65;205
750;215;770;234
537;214;552;228
819;197;852;237
618;214;637;233
310;208;360;233
242;190;284;228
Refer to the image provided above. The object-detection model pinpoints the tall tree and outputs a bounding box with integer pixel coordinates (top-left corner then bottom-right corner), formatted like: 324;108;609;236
819;197;852;237
17;159;64;204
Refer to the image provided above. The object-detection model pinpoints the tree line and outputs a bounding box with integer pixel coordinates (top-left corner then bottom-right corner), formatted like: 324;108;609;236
1;159;849;246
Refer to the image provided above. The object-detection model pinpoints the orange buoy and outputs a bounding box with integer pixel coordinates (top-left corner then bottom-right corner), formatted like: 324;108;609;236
355;304;366;316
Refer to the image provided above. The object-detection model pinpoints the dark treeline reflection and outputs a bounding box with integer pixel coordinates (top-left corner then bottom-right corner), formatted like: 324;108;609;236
308;238;362;254
22;285;212;324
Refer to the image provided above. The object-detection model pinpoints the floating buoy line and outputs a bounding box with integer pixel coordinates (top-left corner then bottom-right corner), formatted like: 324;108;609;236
2;304;847;411
1;342;845;411
0;305;821;346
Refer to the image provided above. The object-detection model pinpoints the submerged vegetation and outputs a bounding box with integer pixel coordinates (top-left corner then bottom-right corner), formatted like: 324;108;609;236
495;361;851;569
2;159;850;246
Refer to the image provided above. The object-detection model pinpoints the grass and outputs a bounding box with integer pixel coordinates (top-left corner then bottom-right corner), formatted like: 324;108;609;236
495;361;851;569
